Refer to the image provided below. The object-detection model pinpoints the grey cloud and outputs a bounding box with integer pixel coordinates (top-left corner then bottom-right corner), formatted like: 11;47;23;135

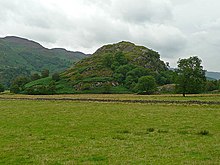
111;0;173;24
1;0;220;71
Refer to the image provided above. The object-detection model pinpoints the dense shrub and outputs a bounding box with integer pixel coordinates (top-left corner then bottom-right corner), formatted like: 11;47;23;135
52;73;60;81
41;69;49;78
10;76;30;94
134;76;157;94
0;84;5;92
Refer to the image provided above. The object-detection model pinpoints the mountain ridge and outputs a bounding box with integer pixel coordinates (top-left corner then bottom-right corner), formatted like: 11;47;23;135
0;36;88;87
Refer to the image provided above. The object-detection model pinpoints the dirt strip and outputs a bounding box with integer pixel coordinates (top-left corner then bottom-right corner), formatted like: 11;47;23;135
1;96;220;105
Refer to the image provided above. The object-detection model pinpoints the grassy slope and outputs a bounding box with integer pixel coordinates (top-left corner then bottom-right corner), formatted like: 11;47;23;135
0;99;219;164
25;77;75;94
0;36;87;87
25;77;130;94
0;36;87;70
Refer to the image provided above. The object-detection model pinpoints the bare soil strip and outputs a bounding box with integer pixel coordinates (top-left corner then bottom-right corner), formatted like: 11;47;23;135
1;96;220;105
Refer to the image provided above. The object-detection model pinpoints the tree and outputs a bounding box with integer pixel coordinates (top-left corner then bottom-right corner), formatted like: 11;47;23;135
31;73;41;81
134;76;157;94
41;69;49;78
52;73;60;81
10;84;20;94
10;76;30;94
0;83;5;92
205;80;218;92
176;56;206;97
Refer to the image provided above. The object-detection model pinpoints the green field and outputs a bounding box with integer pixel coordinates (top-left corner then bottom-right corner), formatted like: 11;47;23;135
0;95;220;164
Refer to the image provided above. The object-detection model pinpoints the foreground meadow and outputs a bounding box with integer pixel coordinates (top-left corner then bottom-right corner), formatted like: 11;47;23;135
0;98;220;164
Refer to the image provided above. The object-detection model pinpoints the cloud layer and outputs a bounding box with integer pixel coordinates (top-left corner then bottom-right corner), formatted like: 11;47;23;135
0;0;220;71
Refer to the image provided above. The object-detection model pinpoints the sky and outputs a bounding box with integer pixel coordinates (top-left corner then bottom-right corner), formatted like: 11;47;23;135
0;0;220;71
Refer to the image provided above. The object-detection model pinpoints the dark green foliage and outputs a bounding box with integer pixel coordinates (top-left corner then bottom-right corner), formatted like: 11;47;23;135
24;42;169;94
52;73;60;81
103;53;113;68
134;76;157;94
147;128;155;133
176;56;206;96
125;67;151;89
205;80;219;92
41;69;50;78
0;36;87;88
113;64;135;83
10;84;20;94
198;130;209;136
0;83;5;92
156;70;177;85
10;76;30;93
0;67;30;88
102;83;111;94
31;73;41;81
103;52;128;70
125;75;136;89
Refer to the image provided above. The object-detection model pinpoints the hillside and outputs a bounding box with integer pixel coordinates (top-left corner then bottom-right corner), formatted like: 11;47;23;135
25;41;171;94
206;71;220;80
0;36;88;87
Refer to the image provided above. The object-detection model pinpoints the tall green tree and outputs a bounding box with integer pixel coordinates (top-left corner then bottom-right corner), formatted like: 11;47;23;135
41;69;49;78
31;73;41;81
0;83;5;92
177;56;206;97
134;76;157;95
10;76;30;94
52;73;60;81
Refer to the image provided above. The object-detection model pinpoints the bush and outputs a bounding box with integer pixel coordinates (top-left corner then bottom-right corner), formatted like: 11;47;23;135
52;73;60;81
102;83;111;94
0;84;5;92
41;69;49;78
134;76;157;94
147;128;155;133
10;84;20;94
31;73;41;81
198;130;209;136
10;76;30;94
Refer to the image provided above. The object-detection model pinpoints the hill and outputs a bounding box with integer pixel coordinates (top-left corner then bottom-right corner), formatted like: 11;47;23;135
206;71;220;80
0;36;88;87
25;41;172;94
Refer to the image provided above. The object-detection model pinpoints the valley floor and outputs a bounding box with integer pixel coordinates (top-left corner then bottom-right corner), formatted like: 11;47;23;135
0;94;220;164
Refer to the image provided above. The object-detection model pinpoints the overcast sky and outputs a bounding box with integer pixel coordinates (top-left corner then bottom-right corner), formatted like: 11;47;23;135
1;0;220;71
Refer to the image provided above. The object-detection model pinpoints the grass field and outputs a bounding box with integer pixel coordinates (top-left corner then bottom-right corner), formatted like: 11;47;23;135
2;93;220;102
0;95;220;164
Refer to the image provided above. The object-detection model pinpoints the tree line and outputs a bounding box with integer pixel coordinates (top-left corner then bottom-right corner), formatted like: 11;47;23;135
3;69;60;94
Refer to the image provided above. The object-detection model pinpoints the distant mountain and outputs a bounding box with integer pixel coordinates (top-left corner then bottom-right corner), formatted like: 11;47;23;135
206;71;220;80
0;36;88;87
170;68;220;80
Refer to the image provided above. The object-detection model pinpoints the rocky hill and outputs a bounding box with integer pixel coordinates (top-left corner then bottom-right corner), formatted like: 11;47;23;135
0;36;88;87
26;41;170;94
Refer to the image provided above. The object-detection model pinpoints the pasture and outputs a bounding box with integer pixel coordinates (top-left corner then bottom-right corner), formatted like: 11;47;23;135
0;94;220;164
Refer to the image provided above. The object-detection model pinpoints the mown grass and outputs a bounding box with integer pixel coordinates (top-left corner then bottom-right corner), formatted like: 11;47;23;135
0;99;220;164
2;93;220;102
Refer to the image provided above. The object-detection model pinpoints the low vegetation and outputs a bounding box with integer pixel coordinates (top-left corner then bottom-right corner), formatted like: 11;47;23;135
0;98;219;164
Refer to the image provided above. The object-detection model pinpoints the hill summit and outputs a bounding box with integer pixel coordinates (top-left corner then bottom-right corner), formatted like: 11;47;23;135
55;41;170;93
